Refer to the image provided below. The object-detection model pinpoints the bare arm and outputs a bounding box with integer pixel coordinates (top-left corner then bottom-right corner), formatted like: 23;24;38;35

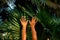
29;17;37;40
31;26;37;40
20;16;28;40
22;26;26;40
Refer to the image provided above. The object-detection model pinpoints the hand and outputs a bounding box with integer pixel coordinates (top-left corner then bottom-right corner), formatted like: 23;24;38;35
20;16;28;27
29;17;37;27
29;17;37;40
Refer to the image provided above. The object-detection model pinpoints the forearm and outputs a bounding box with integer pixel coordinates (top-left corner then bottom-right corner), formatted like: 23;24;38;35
22;26;26;40
31;26;37;40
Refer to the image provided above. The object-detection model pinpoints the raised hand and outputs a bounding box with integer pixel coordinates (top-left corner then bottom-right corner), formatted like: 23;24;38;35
29;17;37;40
20;16;28;40
20;16;28;27
29;17;37;27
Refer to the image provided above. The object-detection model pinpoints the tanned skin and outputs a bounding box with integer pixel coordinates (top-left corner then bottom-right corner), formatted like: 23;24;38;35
20;16;28;40
29;17;37;40
20;16;37;40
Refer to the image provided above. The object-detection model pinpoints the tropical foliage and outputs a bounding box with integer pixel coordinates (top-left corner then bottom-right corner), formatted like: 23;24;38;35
0;0;60;40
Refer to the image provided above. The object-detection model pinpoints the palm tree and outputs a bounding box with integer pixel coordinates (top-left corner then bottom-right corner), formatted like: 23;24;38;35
0;0;60;40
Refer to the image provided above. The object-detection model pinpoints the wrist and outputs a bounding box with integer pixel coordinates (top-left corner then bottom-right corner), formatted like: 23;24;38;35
30;25;35;28
31;25;35;27
22;26;26;28
22;27;26;30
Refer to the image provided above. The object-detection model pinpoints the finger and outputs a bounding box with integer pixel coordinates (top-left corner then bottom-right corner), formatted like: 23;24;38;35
31;17;34;21
29;20;31;24
23;16;26;21
32;17;36;20
35;19;37;23
26;20;28;23
20;16;24;21
24;18;26;21
20;19;22;22
24;16;26;19
32;17;34;20
21;16;26;21
32;17;37;23
21;16;24;19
